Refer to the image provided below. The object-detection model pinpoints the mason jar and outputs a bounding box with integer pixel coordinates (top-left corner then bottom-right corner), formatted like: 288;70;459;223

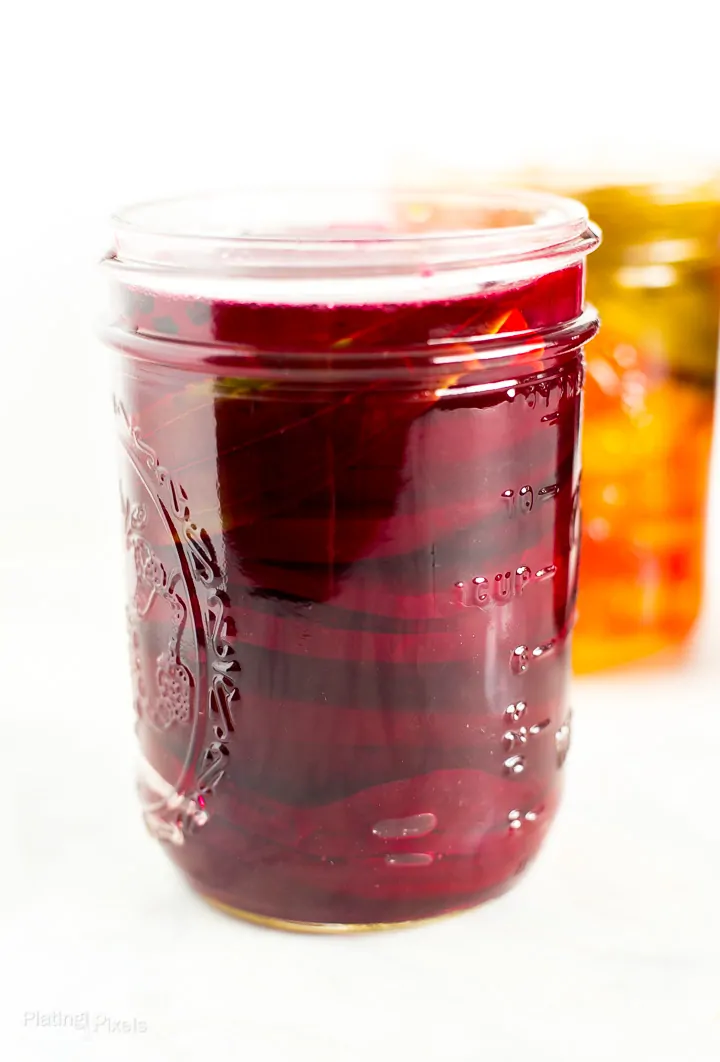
569;179;720;672
103;188;599;931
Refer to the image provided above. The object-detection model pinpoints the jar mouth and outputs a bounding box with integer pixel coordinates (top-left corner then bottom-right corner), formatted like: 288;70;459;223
107;186;599;303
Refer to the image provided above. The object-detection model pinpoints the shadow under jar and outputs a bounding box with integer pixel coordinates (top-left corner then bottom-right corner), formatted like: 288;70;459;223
103;188;599;931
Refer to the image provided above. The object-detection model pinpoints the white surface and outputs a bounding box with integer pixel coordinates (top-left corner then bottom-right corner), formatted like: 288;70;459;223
2;1;720;1058
2;356;720;1062
2;588;720;1061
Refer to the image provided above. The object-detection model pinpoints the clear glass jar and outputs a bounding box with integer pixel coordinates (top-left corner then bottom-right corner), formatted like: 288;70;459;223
103;188;599;931
569;179;720;672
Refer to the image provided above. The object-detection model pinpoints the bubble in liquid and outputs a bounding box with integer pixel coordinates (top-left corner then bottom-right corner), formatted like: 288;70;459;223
385;853;434;867
373;813;438;840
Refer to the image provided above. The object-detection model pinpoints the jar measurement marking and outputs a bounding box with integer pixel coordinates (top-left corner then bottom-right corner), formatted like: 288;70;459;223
510;640;556;675
501;700;550;776
502;482;559;518
508;364;584;415
455;564;556;610
508;808;540;831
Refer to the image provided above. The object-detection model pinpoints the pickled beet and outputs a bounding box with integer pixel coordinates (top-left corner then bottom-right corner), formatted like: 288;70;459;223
114;264;587;926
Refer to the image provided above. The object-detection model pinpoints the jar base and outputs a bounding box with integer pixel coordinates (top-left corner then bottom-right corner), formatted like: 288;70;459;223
200;895;466;935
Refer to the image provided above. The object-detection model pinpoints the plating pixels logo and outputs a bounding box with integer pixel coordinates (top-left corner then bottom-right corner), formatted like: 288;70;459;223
23;1011;148;1034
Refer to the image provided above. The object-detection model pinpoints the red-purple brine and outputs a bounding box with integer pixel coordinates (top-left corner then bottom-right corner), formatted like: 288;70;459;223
104;189;600;928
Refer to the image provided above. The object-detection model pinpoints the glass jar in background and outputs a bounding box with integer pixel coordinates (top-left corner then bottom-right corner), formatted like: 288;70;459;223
103;188;598;931
402;166;720;673
568;180;720;673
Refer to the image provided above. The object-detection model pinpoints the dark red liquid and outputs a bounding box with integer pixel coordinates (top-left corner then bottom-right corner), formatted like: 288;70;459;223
113;265;584;925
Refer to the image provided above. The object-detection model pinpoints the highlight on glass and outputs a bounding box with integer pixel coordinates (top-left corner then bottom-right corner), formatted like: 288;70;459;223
102;187;599;931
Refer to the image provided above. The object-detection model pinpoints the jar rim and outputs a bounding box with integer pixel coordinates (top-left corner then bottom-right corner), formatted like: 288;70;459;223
106;186;599;303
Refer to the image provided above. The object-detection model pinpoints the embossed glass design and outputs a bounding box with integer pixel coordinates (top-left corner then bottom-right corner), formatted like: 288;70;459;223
104;189;599;930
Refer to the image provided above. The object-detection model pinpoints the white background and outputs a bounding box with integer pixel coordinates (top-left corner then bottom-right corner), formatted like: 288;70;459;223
1;2;719;1059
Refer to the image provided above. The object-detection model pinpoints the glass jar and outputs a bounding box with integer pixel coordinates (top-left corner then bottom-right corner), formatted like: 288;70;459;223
569;179;720;673
103;188;599;931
